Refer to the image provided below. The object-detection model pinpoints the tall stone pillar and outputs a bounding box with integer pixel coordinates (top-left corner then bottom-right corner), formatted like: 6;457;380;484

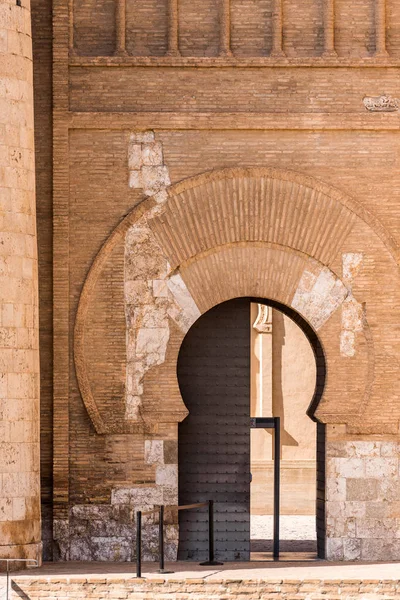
0;0;41;562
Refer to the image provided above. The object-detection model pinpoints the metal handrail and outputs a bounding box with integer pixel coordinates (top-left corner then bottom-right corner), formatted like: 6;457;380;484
0;559;38;600
136;500;223;578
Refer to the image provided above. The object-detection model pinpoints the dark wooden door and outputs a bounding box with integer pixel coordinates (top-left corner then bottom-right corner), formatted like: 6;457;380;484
177;298;251;561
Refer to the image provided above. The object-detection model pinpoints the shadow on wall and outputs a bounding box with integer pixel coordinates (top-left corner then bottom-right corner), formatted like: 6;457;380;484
272;310;299;454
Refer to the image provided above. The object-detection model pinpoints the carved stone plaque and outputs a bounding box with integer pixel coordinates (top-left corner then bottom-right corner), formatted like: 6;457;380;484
363;95;399;112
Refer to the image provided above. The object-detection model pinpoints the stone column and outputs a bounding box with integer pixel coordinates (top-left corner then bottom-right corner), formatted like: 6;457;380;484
0;0;41;563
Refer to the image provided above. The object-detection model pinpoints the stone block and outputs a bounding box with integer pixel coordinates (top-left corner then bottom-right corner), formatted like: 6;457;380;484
0;373;6;399
136;327;170;364
347;441;380;458
365;502;388;519
340;330;355;357
128;144;142;170
130;131;155;144
356;518;397;539
145;440;164;465
326;477;346;502
377;478;400;502
361;539;400;561
131;486;163;508
153;189;168;204
387;501;400;518
0;29;7;54
142;142;163;166
380;442;400;457
347;478;379;501
328;501;365;519
111;488;131;506
342;297;363;332
343;538;361;561
365;458;397;478
0;497;13;521
12;497;25;521
326;538;344;560
326;442;348;458
153;279;169;298
331;457;365;478
140;304;169;329
142;166;170;196
163;440;178;464
129;170;143;189
124;281;152;305
69;536;93;561
163;486;178;506
155;464;178;487
342;253;363;282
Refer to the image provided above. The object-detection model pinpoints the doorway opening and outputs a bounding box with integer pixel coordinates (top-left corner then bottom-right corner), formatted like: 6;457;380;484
250;303;317;561
177;297;326;562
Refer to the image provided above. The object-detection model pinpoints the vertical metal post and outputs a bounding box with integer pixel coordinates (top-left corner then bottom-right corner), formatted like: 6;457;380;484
136;511;142;578
273;417;280;560
209;500;215;562
200;500;223;566
159;505;165;572
158;506;173;574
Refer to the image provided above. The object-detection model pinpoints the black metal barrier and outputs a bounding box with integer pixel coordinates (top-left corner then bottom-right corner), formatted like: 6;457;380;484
250;416;280;560
136;499;223;578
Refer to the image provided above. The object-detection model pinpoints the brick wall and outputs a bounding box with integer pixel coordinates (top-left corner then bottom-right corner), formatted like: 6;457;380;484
68;0;400;58
31;0;53;561
10;576;400;599
29;0;400;563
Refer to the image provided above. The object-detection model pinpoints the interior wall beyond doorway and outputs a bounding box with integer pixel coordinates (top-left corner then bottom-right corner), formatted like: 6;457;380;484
250;304;317;516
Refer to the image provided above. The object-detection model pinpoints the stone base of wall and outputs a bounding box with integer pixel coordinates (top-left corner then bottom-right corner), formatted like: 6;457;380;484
0;542;42;568
326;428;400;562
10;576;400;599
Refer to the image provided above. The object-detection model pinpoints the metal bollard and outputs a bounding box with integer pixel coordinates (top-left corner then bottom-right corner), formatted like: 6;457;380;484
136;511;143;578
199;500;223;566
158;505;173;574
273;416;280;560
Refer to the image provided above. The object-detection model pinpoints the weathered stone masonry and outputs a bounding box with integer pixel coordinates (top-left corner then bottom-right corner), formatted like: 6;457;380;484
0;0;41;562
